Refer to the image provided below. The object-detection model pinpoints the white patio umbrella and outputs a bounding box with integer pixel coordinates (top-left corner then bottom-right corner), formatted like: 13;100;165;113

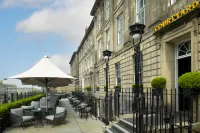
6;55;75;110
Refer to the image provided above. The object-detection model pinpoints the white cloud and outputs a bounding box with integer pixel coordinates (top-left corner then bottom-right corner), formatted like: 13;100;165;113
15;0;95;44
1;0;53;8
50;54;71;74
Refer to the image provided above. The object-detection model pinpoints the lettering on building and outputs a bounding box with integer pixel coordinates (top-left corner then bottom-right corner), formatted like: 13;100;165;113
154;1;199;32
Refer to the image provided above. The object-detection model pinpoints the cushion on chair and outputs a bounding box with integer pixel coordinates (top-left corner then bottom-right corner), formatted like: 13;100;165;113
45;115;54;120
22;116;34;122
11;108;23;116
56;107;65;114
21;106;34;110
31;101;40;109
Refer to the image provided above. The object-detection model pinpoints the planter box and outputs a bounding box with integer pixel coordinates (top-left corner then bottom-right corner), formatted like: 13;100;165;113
115;88;121;92
96;88;99;91
152;88;163;96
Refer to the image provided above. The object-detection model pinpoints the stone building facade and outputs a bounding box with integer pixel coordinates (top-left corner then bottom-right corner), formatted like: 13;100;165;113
69;51;79;90
70;0;200;99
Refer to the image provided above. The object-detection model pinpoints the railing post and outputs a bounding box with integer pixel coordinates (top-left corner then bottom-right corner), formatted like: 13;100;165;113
11;93;13;102
117;92;120;117
170;113;175;133
16;93;18;100
3;94;7;103
20;92;23;99
109;92;113;121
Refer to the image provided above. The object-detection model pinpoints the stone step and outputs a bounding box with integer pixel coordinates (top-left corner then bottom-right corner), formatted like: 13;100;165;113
105;127;119;133
113;123;132;133
119;119;134;131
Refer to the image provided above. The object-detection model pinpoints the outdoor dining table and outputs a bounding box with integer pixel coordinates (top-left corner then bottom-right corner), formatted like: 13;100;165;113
31;108;54;127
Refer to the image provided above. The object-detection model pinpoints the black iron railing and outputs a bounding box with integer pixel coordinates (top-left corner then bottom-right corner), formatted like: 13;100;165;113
91;88;200;133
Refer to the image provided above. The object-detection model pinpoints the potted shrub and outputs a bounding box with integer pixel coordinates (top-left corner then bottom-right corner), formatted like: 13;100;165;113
178;72;200;94
151;77;166;95
85;86;92;92
114;85;121;92
96;86;100;91
104;86;106;92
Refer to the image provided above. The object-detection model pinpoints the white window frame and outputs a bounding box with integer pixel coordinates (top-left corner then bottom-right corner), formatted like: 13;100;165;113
105;0;110;20
117;14;123;45
98;39;102;59
136;0;146;24
106;28;110;50
115;63;121;85
98;12;102;31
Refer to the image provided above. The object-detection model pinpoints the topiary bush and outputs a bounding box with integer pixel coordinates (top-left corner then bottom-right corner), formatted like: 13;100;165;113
151;77;166;89
178;72;200;89
0;94;44;118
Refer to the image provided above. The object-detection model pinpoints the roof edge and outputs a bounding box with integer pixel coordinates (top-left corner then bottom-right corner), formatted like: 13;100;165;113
90;0;101;16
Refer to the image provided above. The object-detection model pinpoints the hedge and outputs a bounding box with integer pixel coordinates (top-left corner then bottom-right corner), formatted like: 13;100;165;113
0;94;44;118
151;77;166;89
178;72;200;89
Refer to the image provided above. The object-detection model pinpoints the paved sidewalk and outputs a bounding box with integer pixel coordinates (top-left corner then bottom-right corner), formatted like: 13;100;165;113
4;98;104;133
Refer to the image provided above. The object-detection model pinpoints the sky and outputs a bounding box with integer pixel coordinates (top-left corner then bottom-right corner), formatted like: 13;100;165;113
0;0;95;87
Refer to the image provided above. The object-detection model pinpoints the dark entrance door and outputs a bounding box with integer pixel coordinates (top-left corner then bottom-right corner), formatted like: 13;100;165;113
178;56;191;111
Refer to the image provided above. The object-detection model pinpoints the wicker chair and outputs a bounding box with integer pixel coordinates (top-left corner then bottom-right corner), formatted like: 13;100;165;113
9;108;35;129
45;106;67;127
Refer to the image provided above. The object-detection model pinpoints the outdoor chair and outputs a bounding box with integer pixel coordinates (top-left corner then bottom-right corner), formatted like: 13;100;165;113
31;101;40;109
45;106;67;127
81;105;92;120
9;108;35;129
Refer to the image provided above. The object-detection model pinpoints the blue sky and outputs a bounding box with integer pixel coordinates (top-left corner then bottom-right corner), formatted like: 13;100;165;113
0;0;94;87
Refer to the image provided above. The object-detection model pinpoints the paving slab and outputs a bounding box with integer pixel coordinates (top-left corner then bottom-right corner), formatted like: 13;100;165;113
3;98;104;133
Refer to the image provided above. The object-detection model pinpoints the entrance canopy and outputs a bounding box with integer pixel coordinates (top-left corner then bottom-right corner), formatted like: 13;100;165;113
7;56;75;87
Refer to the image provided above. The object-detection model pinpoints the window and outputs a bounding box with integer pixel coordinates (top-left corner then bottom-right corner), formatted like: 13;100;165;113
90;55;93;67
168;0;176;6
136;0;146;24
98;12;102;30
106;29;110;49
98;39;102;59
105;0;110;20
115;63;121;85
117;14;123;45
177;41;191;57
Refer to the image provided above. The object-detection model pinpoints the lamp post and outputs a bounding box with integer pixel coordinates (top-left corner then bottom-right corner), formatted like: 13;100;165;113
129;23;145;133
103;49;112;125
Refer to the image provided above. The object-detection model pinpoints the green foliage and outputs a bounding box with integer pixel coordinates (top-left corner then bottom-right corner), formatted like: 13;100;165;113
0;94;44;118
132;84;143;89
96;86;99;89
178;72;200;89
114;85;121;89
84;86;92;91
151;77;166;89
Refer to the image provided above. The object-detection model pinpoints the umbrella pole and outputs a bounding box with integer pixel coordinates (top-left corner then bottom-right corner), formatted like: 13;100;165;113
45;79;48;111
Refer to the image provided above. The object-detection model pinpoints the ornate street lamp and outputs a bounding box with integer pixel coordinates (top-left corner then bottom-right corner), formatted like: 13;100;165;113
129;23;145;132
103;49;112;125
129;23;145;95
